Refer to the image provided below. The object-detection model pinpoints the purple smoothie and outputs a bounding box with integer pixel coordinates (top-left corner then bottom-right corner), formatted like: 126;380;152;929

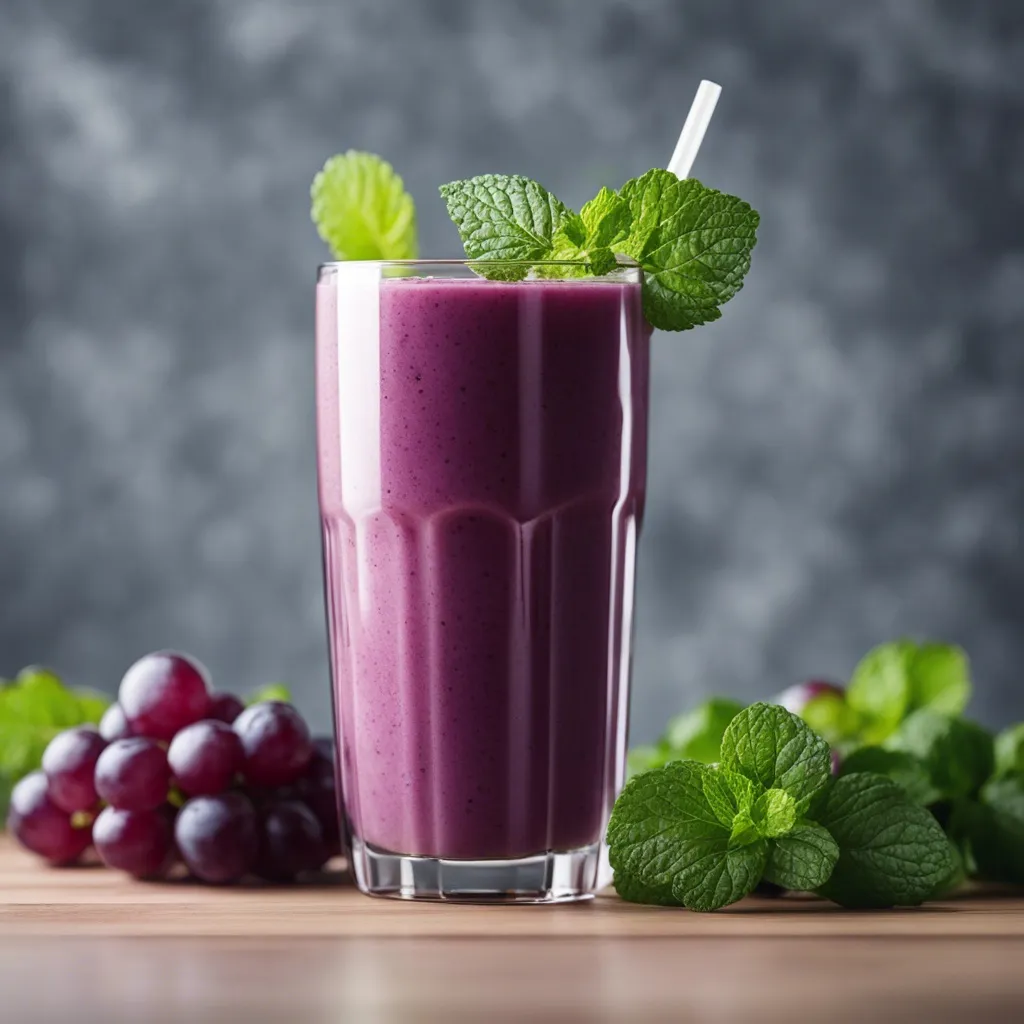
316;267;648;861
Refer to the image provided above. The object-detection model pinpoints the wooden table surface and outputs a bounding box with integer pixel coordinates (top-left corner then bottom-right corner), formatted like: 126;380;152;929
1;837;1022;1022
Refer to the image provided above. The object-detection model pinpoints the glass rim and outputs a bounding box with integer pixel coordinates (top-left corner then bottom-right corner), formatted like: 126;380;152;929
317;256;641;273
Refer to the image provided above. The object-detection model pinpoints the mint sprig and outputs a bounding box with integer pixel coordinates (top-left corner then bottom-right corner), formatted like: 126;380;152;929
440;170;758;330
610;702;959;911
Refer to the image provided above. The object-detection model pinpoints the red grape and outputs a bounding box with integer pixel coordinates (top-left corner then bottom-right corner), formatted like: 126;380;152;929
168;719;244;796
256;800;328;881
7;772;92;865
42;726;106;813
99;703;133;742
93;806;174;879
95;737;171;811
118;651;211;741
295;741;341;852
233;702;312;787
775;680;845;715
208;692;245;725
175;792;258;884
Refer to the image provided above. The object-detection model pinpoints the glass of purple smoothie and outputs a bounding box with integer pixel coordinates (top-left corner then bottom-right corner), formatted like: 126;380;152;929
316;259;649;901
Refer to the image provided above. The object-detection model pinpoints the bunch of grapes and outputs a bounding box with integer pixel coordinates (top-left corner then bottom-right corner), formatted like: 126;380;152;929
6;651;341;884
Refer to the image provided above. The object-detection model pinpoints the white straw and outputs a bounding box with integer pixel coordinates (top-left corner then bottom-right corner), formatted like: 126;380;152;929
666;79;722;179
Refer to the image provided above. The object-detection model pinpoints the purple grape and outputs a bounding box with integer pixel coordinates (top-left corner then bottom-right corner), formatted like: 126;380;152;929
7;772;92;865
118;651;211;741
93;806;174;879
208;692;245;725
95;737;171;811
295;742;341;852
233;702;312;787
175;792;258;884
99;703;133;742
42;727;106;813
168;719;244;796
775;680;845;716
255;800;328;881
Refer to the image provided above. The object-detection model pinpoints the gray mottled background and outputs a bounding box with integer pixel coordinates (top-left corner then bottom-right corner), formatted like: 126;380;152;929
1;0;1023;740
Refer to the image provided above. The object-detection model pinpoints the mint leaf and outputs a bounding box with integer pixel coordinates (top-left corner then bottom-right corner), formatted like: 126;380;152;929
702;766;756;828
439;174;571;268
908;643;971;716
627;743;670;777
720;703;833;812
814;773;957;908
763;821;839;891
579;187;632;248
311;151;418;261
885;710;994;800
0;667;111;819
663;697;744;764
839;747;939;806
751;789;797;839
245;683;292;706
616;169;758;331
607;760;765;911
612;870;681;907
800;691;861;749
846;641;914;744
970;774;1024;885
995;723;1024;777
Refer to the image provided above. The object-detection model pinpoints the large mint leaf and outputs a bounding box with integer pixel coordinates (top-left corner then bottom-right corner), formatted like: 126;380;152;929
719;703;832;812
839;746;939;806
311;151;418;261
612;871;681;907
616;169;758;331
607;760;764;911
845;641;915;744
908;643;971;716
763;821;839;891
439;174;571;266
663;697;744;764
814;773;957;908
885;710;994;800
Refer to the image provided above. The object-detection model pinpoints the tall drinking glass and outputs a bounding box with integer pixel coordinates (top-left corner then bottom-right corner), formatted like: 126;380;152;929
316;260;649;902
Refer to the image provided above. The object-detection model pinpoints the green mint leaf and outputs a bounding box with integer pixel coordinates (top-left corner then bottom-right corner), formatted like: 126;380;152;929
0;667;111;819
763;821;840;891
616;169;758;331
627;743;670;777
702;766;756;828
311;151;418;261
663;697;744;765
885;710;994;800
719;702;833;812
729;809;762;848
245;683;292;706
607;760;765;911
839;746;939;806
579;186;632;248
845;641;915;744
751;788;797;839
969;774;1024;885
813;773;957;908
908;643;971;716
439;174;571;265
995;723;1024;777
612;870;681;907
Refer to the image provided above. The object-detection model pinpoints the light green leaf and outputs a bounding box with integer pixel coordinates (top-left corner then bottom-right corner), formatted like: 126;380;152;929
995;724;1024;778
719;703;833;812
845;641;915;744
763;821;839;891
311;151;418;261
814;773;957;908
245;683;293;706
702;766;756;828
751;788;797;839
800;691;861;748
579;186;632;248
908;643;971;716
663;697;744;765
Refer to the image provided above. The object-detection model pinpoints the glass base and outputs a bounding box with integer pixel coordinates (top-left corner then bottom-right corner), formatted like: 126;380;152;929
348;837;601;903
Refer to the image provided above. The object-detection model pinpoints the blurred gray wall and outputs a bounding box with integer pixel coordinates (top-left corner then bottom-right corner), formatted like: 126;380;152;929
1;0;1022;739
